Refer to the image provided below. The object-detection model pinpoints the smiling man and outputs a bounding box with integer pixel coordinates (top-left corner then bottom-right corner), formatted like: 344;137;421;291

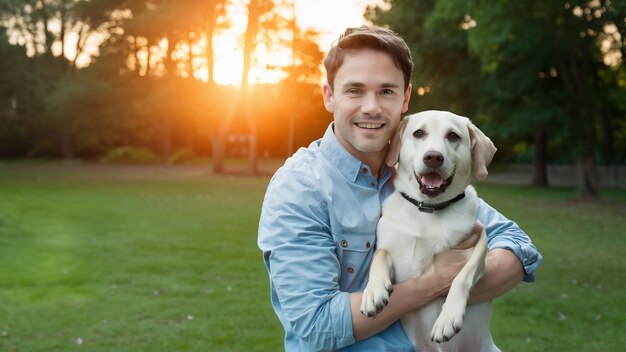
323;47;410;177
258;26;542;351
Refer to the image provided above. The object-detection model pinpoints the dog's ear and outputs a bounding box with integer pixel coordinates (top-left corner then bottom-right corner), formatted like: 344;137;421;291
468;122;497;180
385;118;408;167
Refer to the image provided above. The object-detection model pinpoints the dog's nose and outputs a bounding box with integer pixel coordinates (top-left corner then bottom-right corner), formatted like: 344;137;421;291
423;150;444;168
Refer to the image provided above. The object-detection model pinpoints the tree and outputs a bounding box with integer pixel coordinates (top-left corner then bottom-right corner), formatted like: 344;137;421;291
0;0;127;160
466;0;624;197
241;0;277;175
0;0;327;164
371;0;626;197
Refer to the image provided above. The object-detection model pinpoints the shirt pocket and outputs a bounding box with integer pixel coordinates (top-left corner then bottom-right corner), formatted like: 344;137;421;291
335;232;375;291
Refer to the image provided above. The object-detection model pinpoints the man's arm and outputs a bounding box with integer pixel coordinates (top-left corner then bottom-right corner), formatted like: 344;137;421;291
470;248;524;304
478;198;542;283
259;168;360;350
349;232;483;341
425;239;526;305
349;198;542;341
428;199;541;305
348;276;440;341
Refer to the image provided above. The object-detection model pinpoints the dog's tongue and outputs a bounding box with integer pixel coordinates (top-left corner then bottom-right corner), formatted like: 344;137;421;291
420;173;444;187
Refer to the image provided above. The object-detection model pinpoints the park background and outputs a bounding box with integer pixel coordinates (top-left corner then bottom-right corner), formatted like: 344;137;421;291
1;0;625;351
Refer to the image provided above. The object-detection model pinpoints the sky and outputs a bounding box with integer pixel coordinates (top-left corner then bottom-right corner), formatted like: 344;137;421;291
295;0;386;55
211;0;386;86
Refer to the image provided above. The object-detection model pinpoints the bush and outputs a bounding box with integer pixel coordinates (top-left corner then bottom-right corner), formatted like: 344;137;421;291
100;146;158;164
167;148;196;165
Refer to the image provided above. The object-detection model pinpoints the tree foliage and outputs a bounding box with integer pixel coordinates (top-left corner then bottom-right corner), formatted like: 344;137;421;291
371;0;626;197
0;0;328;166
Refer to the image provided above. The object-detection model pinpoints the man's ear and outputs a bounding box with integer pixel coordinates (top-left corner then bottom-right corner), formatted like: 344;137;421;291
322;83;334;113
468;122;497;180
402;83;412;113
385;117;408;167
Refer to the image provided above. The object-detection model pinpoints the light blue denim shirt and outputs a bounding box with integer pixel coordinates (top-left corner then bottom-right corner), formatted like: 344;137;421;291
258;123;542;351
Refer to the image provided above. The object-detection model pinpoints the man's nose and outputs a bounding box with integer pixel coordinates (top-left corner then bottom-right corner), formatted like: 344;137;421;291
361;93;382;115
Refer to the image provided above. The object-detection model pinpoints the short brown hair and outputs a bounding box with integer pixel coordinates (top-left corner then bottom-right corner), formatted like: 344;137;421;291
324;26;413;91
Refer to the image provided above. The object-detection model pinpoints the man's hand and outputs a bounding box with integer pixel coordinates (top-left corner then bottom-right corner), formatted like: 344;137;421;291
419;221;524;305
421;222;483;299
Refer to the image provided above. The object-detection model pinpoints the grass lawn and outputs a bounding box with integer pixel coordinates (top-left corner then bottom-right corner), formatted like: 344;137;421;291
1;161;625;351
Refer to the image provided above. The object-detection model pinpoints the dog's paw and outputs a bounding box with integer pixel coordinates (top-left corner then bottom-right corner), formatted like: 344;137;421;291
359;279;393;318
430;301;465;343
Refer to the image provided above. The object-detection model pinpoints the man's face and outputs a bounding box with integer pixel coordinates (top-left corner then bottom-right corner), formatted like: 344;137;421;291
323;49;411;162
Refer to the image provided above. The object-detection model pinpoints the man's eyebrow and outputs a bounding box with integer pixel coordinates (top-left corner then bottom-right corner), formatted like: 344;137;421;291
340;82;401;89
380;82;401;88
341;81;366;88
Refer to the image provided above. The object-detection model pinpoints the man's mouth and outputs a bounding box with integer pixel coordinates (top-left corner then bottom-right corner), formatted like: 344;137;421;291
416;169;455;197
356;122;384;129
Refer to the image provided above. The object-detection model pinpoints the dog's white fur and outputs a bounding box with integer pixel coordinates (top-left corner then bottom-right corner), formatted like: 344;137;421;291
360;110;500;351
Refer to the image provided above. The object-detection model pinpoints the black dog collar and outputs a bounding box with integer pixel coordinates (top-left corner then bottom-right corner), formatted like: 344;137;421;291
400;192;466;213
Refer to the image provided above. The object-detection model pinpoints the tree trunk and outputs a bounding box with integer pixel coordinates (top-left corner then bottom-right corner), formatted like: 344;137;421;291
531;129;549;186
555;39;599;199
204;0;223;85
246;101;258;175
241;0;263;176
576;155;599;199
60;0;67;59
134;36;142;76
164;36;176;76
212;134;226;174
187;33;195;78
205;25;215;85
575;109;599;198
287;114;296;157
145;40;152;76
59;129;75;161
39;0;54;57
161;117;172;163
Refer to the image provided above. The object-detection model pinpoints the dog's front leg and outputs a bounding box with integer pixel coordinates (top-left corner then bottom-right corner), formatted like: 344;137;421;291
360;249;394;318
431;223;489;343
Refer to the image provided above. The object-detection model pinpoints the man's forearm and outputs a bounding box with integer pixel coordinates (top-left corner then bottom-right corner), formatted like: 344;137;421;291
469;248;524;304
349;278;438;341
350;248;523;341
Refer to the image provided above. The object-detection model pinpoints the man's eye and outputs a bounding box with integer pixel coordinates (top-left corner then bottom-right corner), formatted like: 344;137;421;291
447;132;460;141
413;129;425;138
380;89;394;95
346;88;360;95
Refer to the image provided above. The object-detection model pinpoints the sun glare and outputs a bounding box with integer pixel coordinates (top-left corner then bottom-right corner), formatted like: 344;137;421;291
181;0;386;87
10;0;385;87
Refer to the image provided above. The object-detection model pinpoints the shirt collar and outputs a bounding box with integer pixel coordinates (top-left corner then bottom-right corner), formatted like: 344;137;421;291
319;123;363;182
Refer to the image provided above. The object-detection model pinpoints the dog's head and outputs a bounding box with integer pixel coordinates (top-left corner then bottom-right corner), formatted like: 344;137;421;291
386;110;496;200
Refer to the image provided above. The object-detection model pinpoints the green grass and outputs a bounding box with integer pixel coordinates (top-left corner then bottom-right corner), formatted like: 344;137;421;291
476;184;626;351
1;162;625;351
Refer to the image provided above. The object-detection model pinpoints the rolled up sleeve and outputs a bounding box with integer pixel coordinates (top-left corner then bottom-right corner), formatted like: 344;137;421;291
477;198;543;282
259;167;356;350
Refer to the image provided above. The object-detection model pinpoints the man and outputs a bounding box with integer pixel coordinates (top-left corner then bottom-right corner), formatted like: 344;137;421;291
258;26;542;351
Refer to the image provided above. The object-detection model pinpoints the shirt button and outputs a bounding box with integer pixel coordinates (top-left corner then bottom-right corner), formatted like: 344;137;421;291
341;240;348;248
370;182;376;187
362;168;368;174
347;267;355;274
366;241;371;249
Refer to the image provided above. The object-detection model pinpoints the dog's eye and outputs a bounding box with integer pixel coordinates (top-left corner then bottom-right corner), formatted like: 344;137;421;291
446;132;461;141
413;129;425;138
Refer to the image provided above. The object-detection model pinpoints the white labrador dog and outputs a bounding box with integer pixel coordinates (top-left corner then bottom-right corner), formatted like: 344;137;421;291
360;110;500;351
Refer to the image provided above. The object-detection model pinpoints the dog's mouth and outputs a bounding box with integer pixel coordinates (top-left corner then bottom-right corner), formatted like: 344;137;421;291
416;169;455;197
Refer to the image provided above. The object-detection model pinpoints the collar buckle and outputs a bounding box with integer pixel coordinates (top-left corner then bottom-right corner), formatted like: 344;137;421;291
418;204;435;213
